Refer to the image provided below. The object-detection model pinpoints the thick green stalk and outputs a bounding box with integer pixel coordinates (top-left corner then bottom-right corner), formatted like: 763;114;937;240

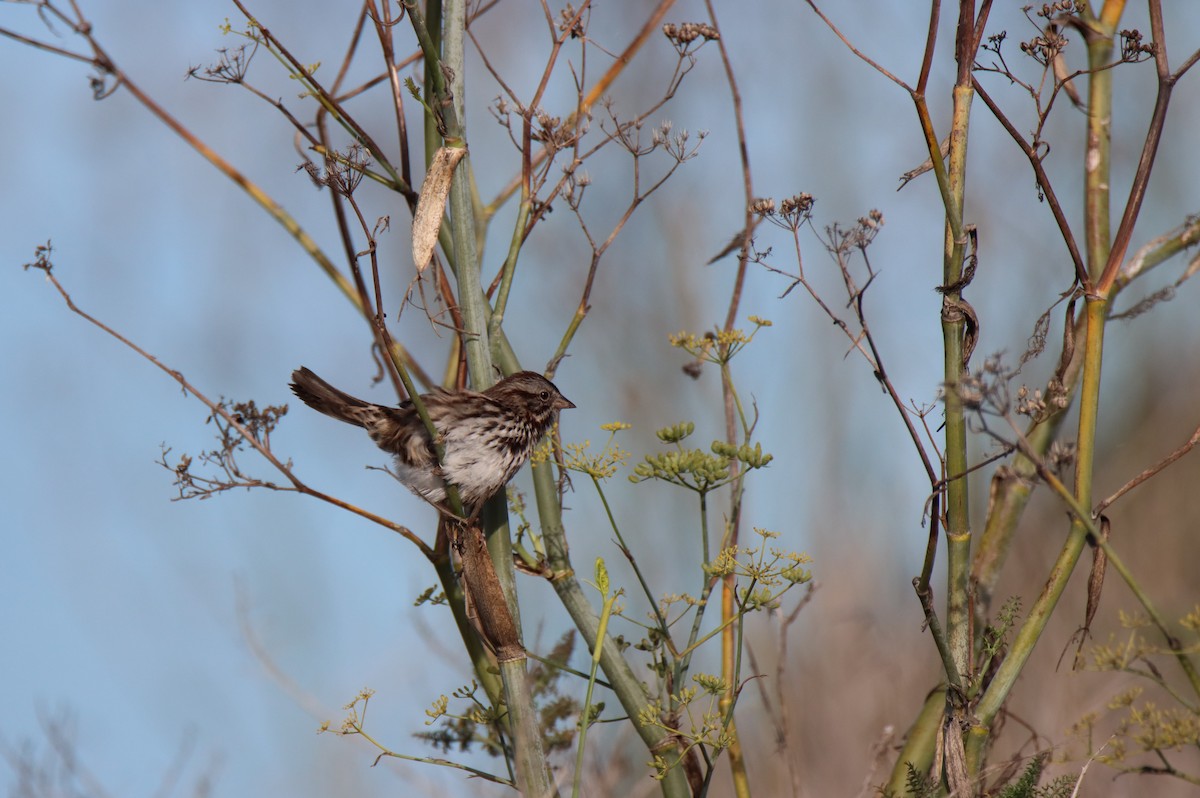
1004;434;1200;704
572;579;617;798
970;333;1082;621
969;12;1120;767
1084;11;1116;282
886;686;946;795
438;0;549;792
423;0;443;167
969;298;1108;765
968;0;1183;622
942;82;974;692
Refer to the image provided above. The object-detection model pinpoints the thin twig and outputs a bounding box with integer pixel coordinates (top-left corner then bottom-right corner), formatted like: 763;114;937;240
972;78;1088;286
25;255;431;556
804;0;912;91
485;0;677;213
1097;0;1175;294
1094;423;1200;515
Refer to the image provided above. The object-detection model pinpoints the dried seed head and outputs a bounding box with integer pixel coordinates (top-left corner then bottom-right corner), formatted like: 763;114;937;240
749;197;776;217
1048;440;1077;473
559;4;585;38
955;374;986;409
780;194;815;222
662;22;720;47
1119;29;1155;62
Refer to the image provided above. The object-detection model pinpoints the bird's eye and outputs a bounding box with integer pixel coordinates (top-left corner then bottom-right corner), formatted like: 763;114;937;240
539;390;550;401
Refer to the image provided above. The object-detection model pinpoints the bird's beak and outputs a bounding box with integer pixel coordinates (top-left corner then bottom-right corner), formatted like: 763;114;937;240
555;395;576;410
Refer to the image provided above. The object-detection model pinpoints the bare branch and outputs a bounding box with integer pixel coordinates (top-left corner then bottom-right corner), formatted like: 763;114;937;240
1094;423;1200;515
23;247;431;556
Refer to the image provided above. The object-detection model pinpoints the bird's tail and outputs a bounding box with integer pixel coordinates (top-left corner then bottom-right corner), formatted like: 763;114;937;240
290;367;373;428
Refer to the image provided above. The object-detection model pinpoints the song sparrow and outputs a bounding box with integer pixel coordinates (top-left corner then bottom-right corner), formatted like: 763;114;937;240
290;367;574;510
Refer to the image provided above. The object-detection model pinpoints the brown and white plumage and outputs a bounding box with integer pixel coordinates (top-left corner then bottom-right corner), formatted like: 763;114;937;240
289;367;574;509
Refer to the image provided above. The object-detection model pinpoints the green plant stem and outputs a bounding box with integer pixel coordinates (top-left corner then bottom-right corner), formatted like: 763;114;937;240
1001;421;1200;704
434;0;548;792
403;1;452;128
721;362;752;436
676;490;715;687
723;591;749;798
1097;544;1200;702
532;460;692;797
911;95;964;244
547;582;693;796
488;195;531;344
1116;213;1200;290
592;477;671;637
494;657;551;798
970;298;1108;766
548;307;587;374
422;0;443;166
573;585;616;798
886;686;946;796
233;10;406;192
966;11;1124;773
1084;10;1116;284
674;614;741;661
914;577;964;695
352;719;514;785
717;362;749;798
970;334;1081;621
942;82;975;694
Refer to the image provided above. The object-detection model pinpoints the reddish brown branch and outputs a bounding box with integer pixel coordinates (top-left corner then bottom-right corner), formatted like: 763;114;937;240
487;0;677;211
1094;423;1200;515
26;254;432;557
916;0;942;94
972;78;1088;286
1097;0;1175;294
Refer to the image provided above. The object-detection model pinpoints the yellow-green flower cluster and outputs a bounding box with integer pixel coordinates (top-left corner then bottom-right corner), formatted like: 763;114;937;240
668;316;772;365
632;425;773;492
704;529;814;596
558;422;632;479
632;448;731;490
692;673;730;696
1104;693;1200;761
637;688;737;782
1180;604;1200;631
711;440;772;468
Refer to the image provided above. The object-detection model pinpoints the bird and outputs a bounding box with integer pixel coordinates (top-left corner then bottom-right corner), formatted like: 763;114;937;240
289;367;574;511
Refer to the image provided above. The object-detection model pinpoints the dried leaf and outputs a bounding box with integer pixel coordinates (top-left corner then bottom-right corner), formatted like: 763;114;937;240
412;146;468;273
898;136;951;191
943;714;971;796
